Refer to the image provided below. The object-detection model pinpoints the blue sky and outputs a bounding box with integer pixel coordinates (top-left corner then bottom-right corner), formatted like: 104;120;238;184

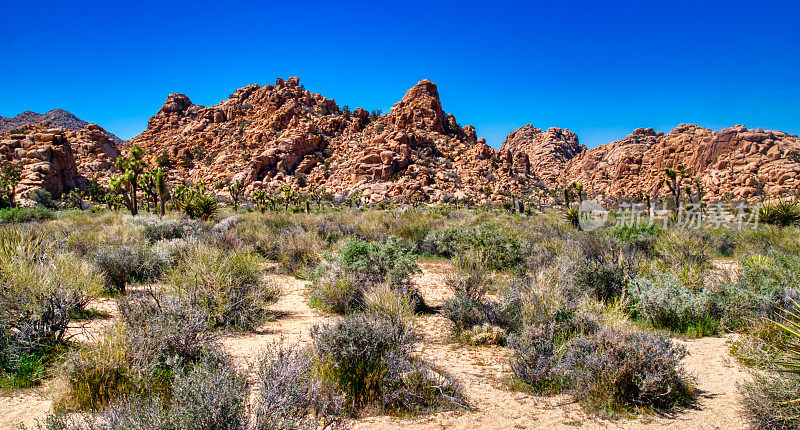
1;0;798;149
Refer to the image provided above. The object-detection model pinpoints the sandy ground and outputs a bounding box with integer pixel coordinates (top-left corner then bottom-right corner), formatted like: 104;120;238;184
0;261;749;430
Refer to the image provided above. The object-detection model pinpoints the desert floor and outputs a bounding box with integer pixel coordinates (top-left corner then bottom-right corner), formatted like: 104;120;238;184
0;260;748;430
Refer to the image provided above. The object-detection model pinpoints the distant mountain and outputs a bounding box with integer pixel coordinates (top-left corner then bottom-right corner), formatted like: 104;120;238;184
0;109;123;144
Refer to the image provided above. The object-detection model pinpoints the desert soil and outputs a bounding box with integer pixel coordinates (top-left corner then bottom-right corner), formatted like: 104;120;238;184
0;261;748;430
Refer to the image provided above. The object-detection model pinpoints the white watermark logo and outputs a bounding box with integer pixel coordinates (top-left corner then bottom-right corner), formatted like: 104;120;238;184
577;201;759;231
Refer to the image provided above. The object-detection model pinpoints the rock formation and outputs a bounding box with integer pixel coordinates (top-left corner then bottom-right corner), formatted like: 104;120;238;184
5;77;798;207
499;125;583;182
129;77;528;204
0;122;122;204
0;109;124;144
559;124;800;202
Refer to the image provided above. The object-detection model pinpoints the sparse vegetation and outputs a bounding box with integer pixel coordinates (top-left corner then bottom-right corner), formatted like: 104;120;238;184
1;201;798;427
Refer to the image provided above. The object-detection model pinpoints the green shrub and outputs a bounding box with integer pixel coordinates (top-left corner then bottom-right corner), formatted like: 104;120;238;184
759;199;800;227
310;238;422;314
0;206;54;224
719;253;800;329
626;272;720;336
420;225;521;270
168;245;279;329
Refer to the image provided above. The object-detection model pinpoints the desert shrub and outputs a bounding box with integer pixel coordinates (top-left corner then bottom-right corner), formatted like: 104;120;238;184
0;206;54;224
612;224;661;244
510;326;693;415
441;294;496;331
166;353;248;429
653;229;711;270
168;245;279;329
28;188;57;209
0;230;101;387
557;328;694;414
92;244;168;294
713;253;800;331
253;342;345;430
126;215;189;241
759;199;800;227
311;315;463;413
445;250;491;299
59;293;225;414
339;236;419;285
310;238;422;314
419;225;521;270
737;305;800;430
575;263;627;301
626;272;720;336
58;327;133;411
309;264;359;314
118;294;213;375
51;351;246;430
275;226;324;277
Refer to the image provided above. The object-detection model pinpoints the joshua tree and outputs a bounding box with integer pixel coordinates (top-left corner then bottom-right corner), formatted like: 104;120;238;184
251;189;269;213
0;161;23;208
281;185;298;211
348;190;363;208
563;186;573;206
155;169;169;215
110;146;146;215
663;168;687;207
570;182;585;205
228;180;244;211
308;186;324;209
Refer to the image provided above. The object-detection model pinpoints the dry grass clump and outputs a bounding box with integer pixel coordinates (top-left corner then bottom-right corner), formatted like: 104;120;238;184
167;244;280;329
0;226;102;388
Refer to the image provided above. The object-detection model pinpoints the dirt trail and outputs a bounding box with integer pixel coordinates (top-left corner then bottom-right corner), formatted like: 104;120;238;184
0;262;749;430
220;274;334;367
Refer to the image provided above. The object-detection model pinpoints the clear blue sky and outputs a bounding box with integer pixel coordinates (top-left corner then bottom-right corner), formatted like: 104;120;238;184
1;0;798;148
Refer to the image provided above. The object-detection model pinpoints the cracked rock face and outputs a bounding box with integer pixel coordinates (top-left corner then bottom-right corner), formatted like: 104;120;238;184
0;122;122;204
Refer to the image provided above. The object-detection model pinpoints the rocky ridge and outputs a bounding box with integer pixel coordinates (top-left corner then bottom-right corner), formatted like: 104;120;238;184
3;77;799;206
130;77;529;204
559;124;800;202
0;109;124;144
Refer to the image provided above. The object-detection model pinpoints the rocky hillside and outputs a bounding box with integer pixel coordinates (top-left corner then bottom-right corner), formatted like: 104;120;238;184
558;124;800;202
0;109;124;144
130;77;529;204
4;77;798;206
0;122;120;203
